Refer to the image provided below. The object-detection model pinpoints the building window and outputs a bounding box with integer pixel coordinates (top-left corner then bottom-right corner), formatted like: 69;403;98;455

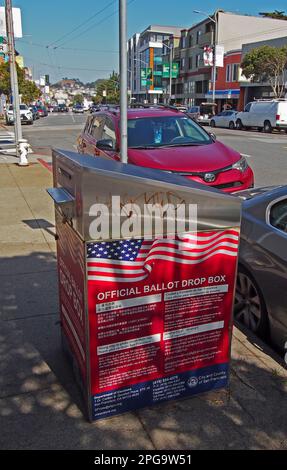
188;56;192;69
195;81;203;94
188;35;193;47
181;57;185;70
226;64;231;82
232;63;239;82
196;30;202;44
196;54;201;68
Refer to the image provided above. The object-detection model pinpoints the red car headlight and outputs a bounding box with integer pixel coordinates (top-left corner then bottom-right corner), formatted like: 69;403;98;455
232;156;248;173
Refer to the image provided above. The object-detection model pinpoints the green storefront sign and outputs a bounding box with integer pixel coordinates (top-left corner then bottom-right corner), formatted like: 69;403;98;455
162;62;179;79
171;63;179;78
141;68;152;87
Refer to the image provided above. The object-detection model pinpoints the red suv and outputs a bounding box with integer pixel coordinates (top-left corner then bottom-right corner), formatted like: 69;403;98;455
77;106;254;193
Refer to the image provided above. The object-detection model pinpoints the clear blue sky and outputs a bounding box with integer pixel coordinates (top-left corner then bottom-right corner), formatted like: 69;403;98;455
9;0;287;83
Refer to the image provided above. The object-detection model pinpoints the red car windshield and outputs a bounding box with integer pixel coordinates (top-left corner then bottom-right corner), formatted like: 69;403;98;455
128;115;212;148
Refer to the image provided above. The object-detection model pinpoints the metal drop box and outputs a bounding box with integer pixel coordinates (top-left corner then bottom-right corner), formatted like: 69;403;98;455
48;148;241;421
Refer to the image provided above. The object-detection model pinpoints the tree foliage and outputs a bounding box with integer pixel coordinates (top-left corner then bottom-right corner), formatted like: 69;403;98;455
0;61;41;103
259;10;287;20
241;45;287;98
72;93;84;104
94;71;119;104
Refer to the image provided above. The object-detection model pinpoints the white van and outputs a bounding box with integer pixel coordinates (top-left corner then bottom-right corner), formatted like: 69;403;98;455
235;99;287;133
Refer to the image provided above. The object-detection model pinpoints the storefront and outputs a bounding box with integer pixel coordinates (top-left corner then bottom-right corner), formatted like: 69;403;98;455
205;89;240;112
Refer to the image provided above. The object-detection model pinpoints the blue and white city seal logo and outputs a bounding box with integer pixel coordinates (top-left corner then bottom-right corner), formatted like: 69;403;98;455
187;376;198;388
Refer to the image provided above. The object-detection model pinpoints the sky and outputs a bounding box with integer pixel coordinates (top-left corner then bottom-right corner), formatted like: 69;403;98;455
8;0;287;84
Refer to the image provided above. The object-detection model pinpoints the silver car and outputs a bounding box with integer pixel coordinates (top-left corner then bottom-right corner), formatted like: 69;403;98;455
234;185;287;351
210;110;238;129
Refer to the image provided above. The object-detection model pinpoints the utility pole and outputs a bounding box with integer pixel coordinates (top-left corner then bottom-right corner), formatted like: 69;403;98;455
211;16;217;104
5;0;22;144
5;0;29;165
119;0;128;163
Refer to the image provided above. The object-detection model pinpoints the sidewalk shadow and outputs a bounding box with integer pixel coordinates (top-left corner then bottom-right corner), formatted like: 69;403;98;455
0;249;286;449
234;321;286;369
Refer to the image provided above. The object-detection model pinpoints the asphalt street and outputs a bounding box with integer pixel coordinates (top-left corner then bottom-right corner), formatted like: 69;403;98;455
4;111;287;187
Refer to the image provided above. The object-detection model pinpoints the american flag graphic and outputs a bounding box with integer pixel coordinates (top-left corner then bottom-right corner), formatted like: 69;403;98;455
86;229;239;283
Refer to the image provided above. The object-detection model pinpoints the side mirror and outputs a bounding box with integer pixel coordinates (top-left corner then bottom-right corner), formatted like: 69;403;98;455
210;133;216;141
96;139;115;151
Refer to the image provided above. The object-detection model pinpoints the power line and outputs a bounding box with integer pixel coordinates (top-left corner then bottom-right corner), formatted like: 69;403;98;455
47;0;116;48
24;57;115;72
16;38;119;53
54;0;137;49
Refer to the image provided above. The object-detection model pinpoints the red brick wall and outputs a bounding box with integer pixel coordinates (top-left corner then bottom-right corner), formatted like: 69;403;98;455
216;52;241;90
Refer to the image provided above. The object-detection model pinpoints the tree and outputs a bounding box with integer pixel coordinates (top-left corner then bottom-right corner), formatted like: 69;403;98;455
19;78;41;103
95;71;119;104
72;93;84;104
259;10;287;20
241;45;287;98
0;61;41;103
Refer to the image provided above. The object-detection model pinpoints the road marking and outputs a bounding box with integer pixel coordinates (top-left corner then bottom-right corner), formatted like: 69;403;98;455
38;158;52;172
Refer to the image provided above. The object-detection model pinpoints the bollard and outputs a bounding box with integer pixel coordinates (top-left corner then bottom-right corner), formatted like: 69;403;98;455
17;138;30;166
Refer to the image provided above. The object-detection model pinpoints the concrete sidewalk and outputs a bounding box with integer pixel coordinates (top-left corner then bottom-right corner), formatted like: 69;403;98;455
0;161;286;450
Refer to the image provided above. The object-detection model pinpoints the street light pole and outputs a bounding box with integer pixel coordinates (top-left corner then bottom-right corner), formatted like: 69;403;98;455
119;0;128;163
5;0;23;155
211;18;217;104
163;42;173;104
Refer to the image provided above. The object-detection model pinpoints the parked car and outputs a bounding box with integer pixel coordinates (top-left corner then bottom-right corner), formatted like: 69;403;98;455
36;105;48;117
187;103;217;126
210;110;238;129
77;106;254;193
6;104;33;125
72;104;84;113
58;103;69;112
89;104;101;113
235;99;287;133
29;105;40;120
234;185;287;351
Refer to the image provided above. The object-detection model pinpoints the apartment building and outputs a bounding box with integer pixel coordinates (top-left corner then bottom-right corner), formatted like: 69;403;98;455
168;10;287;108
127;25;183;102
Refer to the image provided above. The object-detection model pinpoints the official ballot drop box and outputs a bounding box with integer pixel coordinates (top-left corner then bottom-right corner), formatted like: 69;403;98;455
48;149;241;421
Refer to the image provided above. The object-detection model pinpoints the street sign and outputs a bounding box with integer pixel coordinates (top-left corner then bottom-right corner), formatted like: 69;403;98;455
162;63;170;78
0;43;7;53
0;7;22;38
171;62;179;78
141;68;152;87
162;63;179;79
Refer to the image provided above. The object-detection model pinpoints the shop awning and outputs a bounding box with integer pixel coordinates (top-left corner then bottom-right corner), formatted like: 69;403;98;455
205;90;240;99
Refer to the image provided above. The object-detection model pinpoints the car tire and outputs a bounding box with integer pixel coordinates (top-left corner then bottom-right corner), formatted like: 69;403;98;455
210;120;216;128
236;119;243;130
234;266;269;339
229;121;235;129
263;120;272;133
